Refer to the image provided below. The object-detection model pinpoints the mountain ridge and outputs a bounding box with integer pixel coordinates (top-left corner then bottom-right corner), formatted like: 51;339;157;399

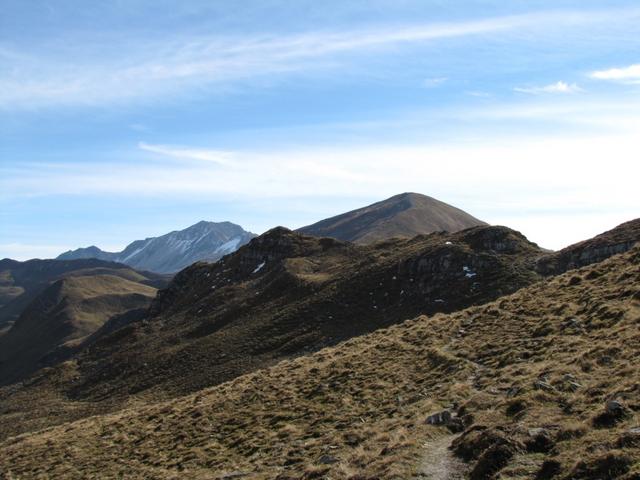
2;238;638;479
57;220;257;273
298;192;487;243
2;219;637;443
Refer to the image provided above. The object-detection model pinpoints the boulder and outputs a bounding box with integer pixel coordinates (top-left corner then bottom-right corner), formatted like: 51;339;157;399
426;409;453;426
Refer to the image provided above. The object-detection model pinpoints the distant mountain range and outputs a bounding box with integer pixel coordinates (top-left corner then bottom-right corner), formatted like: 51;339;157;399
55;194;483;274
298;192;486;243
57;221;257;274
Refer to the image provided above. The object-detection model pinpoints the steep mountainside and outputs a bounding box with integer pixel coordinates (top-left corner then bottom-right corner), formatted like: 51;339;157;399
0;275;157;386
57;221;257;273
0;220;637;446
52;226;543;401
298;192;487;243
0;258;165;333
0;224;542;439
2;241;638;479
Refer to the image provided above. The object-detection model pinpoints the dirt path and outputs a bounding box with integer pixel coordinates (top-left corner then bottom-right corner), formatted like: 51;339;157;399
415;433;468;479
415;344;483;479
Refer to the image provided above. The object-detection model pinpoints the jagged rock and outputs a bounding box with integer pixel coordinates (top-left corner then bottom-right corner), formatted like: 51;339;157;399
606;400;625;413
426;409;453;425
593;399;631;427
317;454;338;465
534;380;557;393
535;219;640;275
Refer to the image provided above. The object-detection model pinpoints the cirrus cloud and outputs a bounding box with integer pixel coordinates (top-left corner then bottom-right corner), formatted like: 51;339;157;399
514;81;583;95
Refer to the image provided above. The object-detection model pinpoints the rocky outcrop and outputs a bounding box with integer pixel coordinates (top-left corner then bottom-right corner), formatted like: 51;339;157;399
536;219;640;275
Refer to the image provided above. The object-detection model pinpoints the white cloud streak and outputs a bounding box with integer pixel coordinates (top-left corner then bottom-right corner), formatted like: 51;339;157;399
2;94;640;251
1;7;639;108
138;142;236;166
514;81;583;95
422;77;448;88
590;63;640;83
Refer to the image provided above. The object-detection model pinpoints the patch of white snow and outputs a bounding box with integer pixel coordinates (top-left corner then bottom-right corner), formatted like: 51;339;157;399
252;261;266;274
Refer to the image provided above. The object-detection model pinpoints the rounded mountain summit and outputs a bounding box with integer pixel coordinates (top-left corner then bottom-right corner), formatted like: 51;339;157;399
297;192;487;244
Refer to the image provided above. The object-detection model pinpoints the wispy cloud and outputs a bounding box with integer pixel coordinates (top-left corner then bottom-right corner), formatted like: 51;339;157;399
422;77;447;88
138;142;235;166
3;93;639;251
590;63;640;84
1;7;638;108
514;81;583;95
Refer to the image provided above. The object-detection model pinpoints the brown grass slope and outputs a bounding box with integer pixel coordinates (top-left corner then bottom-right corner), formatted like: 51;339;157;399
297;192;487;243
9;226;541;414
0;258;167;333
0;224;541;441
1;243;638;479
0;275;157;386
0;221;638;444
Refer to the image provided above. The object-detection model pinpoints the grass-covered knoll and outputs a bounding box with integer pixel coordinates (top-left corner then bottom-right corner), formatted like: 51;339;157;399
1;244;638;479
0;274;157;386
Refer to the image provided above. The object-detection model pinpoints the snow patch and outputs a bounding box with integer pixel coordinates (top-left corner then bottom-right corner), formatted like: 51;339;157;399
215;237;242;254
252;261;266;274
120;243;149;262
463;266;477;278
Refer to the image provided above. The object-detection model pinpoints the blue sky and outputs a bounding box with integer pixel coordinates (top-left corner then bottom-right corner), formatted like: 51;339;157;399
1;0;640;259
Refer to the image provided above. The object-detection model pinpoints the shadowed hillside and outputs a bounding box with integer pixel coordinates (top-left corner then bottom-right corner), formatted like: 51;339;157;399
0;275;157;386
0;258;166;334
0;220;638;446
1;239;638;479
36;226;543;407
298;193;487;243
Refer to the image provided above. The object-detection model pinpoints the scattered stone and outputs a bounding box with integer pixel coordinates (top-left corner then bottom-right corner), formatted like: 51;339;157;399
593;399;631;428
567;381;582;391
219;472;249;480
506;386;522;398
317;454;338;465
606;400;625;413
528;428;545;437
426;409;453;426
534;380;557;393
